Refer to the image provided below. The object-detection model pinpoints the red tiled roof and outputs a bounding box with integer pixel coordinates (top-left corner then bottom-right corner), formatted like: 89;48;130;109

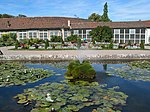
0;17;150;31
0;17;89;30
71;21;150;29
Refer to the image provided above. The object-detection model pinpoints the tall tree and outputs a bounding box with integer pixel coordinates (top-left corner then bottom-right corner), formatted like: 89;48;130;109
90;26;113;42
101;2;111;22
88;13;102;22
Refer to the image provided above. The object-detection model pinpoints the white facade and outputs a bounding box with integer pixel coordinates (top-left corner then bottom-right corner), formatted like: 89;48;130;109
145;28;150;44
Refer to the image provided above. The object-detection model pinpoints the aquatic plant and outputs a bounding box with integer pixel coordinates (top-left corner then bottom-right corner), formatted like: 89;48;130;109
65;61;96;81
128;61;150;70
14;81;128;112
0;62;54;87
107;61;150;81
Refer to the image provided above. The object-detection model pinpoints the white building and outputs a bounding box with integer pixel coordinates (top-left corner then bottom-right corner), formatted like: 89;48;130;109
0;17;149;44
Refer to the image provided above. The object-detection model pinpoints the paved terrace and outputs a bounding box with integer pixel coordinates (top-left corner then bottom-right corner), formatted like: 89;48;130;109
0;46;150;61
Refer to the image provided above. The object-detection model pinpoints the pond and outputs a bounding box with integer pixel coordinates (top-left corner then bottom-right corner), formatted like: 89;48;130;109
0;60;150;112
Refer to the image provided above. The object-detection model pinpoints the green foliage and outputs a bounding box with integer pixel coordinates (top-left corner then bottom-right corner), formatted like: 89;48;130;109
0;33;17;46
140;41;145;49
109;41;113;49
0;14;14;18
51;36;63;42
90;26;113;42
88;13;102;22
1;34;9;41
77;38;81;49
15;40;19;49
65;61;96;80
107;61;150;81
17;14;27;17
14;81;127;112
66;35;78;42
101;2;111;22
0;62;54;87
128;40;131;46
45;39;49;49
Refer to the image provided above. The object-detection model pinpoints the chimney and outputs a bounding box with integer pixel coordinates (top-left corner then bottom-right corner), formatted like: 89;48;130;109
68;20;71;27
7;21;11;27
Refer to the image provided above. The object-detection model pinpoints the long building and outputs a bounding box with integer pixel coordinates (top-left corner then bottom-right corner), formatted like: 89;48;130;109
0;17;150;44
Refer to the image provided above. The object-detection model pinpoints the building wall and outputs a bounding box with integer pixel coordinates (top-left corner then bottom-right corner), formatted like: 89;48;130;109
113;28;146;44
145;28;150;44
0;28;149;44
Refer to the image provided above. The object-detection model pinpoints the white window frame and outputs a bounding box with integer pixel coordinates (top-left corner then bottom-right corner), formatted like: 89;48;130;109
73;30;79;35
129;29;135;34
114;29;120;34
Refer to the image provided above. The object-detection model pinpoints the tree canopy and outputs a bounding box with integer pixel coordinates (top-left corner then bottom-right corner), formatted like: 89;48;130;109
88;2;111;22
88;13;102;22
90;26;113;42
0;14;27;18
101;2;111;22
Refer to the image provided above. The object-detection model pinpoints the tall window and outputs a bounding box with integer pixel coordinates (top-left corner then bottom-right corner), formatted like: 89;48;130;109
73;30;79;35
114;29;120;34
129;29;135;34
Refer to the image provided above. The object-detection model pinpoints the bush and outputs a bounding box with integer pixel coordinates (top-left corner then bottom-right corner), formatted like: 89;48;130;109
77;38;81;49
15;40;19;49
140;41;145;49
51;36;62;42
65;61;96;81
66;35;78;42
109;42;113;49
45;39;49;49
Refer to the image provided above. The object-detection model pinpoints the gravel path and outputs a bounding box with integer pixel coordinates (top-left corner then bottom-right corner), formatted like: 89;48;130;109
0;46;150;60
0;46;150;56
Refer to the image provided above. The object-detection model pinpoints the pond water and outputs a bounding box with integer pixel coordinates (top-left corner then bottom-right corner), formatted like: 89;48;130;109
0;61;150;112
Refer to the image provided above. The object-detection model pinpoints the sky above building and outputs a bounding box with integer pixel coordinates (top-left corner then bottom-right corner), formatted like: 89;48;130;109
0;0;149;21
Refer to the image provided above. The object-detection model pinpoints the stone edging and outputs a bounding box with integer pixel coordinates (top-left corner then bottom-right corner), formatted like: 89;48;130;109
0;54;150;61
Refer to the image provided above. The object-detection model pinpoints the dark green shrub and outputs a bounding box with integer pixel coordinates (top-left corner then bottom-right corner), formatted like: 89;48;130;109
65;61;96;81
15;40;19;49
66;35;78;42
109;42;113;49
77;38;81;49
128;40;131;46
45;39;49;49
51;36;62;42
140;41;145;49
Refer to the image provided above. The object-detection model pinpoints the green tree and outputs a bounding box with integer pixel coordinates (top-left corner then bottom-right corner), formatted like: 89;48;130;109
101;2;111;22
0;14;14;18
88;13;102;22
18;14;27;17
90;26;113;42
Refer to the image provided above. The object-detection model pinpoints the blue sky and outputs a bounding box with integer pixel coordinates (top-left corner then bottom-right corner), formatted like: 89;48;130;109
0;0;150;21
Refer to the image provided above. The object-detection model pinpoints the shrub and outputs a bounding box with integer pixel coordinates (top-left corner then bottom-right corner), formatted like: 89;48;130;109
140;41;145;49
15;40;19;49
51;36;62;42
66;35;78;42
77;38;81;49
45;39;49;49
109;42;113;49
65;61;96;81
